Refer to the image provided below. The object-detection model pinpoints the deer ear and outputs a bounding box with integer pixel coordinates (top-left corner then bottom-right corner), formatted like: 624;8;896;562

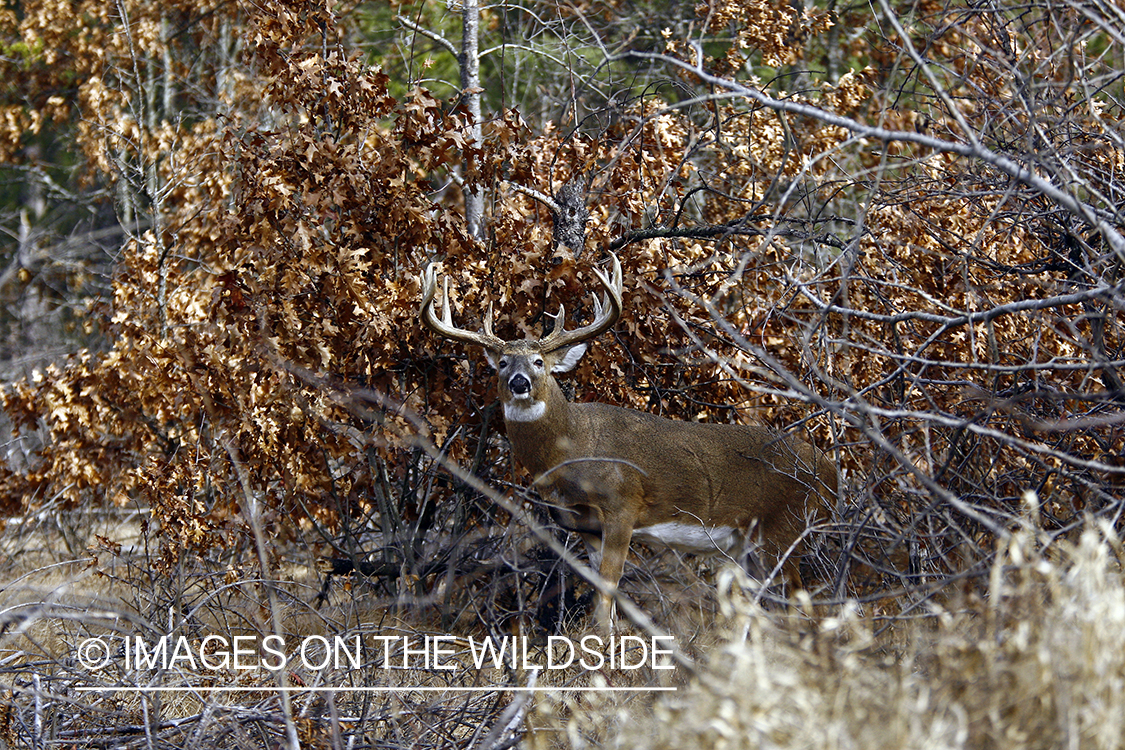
484;350;500;369
551;343;587;373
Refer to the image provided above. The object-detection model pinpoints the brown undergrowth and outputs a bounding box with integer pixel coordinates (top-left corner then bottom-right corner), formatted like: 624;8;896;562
0;503;1121;749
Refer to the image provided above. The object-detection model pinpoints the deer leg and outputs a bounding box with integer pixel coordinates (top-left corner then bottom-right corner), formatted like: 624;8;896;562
592;515;635;634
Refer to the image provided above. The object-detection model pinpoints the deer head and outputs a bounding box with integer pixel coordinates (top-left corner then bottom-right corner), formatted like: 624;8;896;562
420;255;622;423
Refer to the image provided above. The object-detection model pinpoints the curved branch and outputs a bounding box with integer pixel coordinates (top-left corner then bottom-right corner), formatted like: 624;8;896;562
395;15;457;57
506;181;558;211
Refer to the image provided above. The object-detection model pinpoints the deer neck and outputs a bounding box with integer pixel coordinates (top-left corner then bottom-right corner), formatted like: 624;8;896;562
502;379;574;478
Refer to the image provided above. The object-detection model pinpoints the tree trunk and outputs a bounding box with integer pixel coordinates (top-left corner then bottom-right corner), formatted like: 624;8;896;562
460;0;484;241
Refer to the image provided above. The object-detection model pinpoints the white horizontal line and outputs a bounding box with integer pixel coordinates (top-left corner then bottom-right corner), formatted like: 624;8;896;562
76;686;677;693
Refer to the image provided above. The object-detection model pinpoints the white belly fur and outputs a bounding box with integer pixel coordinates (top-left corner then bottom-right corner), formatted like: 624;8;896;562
632;522;740;553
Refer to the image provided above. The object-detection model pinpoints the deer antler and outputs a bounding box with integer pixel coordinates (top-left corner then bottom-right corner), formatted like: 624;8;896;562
419;262;505;351
540;253;623;353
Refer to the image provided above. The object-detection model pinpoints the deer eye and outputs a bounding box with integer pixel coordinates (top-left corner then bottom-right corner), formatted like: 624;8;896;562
533;358;544;368
498;359;509;370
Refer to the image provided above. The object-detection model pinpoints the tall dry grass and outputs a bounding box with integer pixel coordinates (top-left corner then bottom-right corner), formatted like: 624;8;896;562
595;517;1125;750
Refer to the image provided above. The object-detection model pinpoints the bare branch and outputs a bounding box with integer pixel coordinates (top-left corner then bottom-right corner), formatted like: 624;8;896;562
620;46;1125;261
395;14;458;57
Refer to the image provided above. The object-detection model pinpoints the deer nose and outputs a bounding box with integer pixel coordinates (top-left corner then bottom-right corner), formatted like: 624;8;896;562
509;374;531;395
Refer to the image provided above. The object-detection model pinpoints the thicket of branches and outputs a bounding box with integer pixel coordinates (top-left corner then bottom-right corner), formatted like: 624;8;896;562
0;0;1121;630
0;0;1122;746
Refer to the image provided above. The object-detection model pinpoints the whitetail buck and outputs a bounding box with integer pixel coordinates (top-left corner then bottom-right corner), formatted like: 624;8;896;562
420;254;836;630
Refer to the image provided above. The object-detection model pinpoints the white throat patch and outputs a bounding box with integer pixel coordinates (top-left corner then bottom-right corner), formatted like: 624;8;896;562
504;399;547;422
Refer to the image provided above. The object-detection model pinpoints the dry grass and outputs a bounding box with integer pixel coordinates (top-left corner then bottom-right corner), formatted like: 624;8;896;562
610;520;1125;750
0;507;1122;749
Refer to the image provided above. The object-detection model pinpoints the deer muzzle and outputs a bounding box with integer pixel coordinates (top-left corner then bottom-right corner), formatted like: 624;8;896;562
508;373;532;396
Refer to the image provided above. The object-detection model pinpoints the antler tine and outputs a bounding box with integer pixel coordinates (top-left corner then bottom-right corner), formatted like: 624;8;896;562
419;261;505;351
441;276;453;327
483;300;496;339
544;302;566;336
541;253;624;353
592;251;622;309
